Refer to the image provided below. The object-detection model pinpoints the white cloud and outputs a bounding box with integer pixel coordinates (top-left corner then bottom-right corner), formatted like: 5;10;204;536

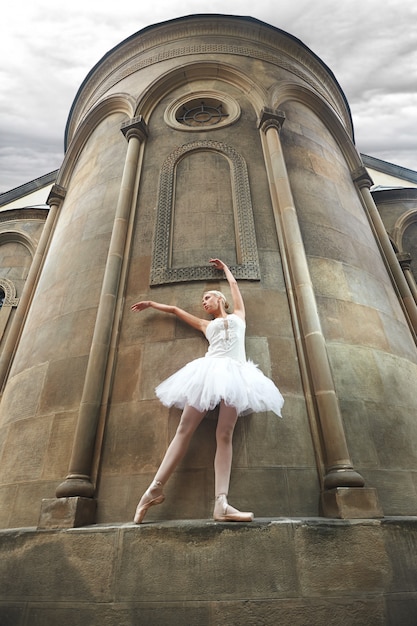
1;0;417;192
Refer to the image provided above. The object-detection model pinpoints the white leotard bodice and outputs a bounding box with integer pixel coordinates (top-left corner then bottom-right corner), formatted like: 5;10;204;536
204;314;246;363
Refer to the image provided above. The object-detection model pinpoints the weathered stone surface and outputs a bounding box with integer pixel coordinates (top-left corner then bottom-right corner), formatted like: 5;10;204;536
321;487;383;519
386;593;417;626
116;522;299;602
295;520;390;595
0;364;48;426
0;518;416;625
38;497;97;529
0;604;26;626
0;525;116;602
210;597;385;626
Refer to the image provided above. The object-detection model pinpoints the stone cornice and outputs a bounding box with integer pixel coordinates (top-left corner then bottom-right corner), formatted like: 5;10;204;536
371;188;417;204
66;15;351;147
0;207;48;223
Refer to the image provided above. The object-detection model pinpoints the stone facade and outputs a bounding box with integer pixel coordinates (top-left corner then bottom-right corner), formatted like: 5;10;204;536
0;14;417;624
1;518;416;626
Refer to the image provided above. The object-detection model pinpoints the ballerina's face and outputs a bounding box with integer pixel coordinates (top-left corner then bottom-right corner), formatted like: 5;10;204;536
202;292;222;314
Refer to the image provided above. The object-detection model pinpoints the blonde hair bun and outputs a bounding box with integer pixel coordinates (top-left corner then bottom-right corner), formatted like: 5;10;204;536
206;290;229;310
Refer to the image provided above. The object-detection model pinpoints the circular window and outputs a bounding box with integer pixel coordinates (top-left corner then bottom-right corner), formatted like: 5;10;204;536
165;92;240;131
177;99;228;127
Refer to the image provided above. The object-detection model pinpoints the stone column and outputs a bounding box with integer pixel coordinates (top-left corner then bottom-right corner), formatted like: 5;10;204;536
259;108;382;518
353;168;417;342
39;117;148;528
0;184;66;391
398;252;417;305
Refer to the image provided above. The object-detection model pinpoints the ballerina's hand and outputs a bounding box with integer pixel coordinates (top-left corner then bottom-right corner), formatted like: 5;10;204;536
209;258;227;271
131;301;151;312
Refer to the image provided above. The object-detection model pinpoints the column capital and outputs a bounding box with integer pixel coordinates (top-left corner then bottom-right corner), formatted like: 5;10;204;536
121;116;148;142
46;184;66;207
258;108;286;133
397;251;412;271
352;166;374;189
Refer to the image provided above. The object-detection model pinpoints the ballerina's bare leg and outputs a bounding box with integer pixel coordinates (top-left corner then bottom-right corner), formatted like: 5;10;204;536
134;404;205;523
214;400;238;496
134;401;253;522
213;401;254;522
154;404;206;483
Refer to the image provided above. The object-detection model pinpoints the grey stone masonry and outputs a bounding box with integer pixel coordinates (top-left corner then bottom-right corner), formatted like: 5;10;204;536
0;517;416;625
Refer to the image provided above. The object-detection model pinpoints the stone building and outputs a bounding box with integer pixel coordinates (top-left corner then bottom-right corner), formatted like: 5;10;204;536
0;14;417;625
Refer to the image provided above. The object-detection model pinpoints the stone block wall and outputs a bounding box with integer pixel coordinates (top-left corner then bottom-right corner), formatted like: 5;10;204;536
0;518;416;625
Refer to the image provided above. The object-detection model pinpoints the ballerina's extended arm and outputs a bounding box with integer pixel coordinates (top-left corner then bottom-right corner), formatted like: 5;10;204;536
131;300;209;333
209;258;245;320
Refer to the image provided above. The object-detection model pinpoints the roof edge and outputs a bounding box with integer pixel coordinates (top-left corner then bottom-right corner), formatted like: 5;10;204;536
0;171;58;208
361;154;417;184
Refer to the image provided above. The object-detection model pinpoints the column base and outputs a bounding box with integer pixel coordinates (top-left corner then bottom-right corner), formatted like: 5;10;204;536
320;487;383;519
38;497;97;529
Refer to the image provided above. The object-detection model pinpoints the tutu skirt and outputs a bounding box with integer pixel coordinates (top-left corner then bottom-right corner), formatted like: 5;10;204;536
155;356;284;417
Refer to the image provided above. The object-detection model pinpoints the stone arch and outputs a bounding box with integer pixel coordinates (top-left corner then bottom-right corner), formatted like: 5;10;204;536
392;208;417;253
58;93;136;188
269;81;361;173
150;140;260;285
0;230;36;257
137;61;269;287
136;61;267;122
0;232;35;302
65;93;136;146
392;208;417;290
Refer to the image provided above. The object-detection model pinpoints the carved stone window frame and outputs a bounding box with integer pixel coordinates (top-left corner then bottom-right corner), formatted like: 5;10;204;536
164;91;240;132
0;278;19;307
150;140;260;285
0;277;19;343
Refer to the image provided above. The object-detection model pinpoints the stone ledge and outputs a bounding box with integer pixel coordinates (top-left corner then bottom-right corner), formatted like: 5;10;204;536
0;517;416;625
0;515;417;535
2;515;417;535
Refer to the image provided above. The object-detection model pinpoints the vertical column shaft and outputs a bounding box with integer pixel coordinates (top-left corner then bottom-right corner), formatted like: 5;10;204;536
259;109;365;490
56;117;148;498
0;184;66;391
354;168;417;342
398;253;417;305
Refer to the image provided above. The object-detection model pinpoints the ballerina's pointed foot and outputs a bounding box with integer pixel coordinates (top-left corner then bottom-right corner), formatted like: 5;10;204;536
213;494;254;522
133;480;165;524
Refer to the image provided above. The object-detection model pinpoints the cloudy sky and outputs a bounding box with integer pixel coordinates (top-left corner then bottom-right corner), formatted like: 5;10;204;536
1;0;416;193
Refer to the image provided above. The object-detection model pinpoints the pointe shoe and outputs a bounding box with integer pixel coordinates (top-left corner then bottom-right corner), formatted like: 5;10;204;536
133;480;165;524
213;494;254;522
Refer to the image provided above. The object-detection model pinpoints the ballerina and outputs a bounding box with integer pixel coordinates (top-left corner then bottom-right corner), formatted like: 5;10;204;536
131;258;284;523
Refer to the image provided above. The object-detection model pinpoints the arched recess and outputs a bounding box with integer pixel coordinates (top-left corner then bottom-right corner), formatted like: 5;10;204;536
269;81;361;173
392;208;417;294
392;208;417;253
57;93;136;189
135;61;267;123
0;231;36;257
0;232;34;300
150;140;260;284
135;61;267;285
0;231;34;343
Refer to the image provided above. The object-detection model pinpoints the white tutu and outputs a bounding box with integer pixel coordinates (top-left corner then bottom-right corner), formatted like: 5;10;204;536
155;355;284;417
